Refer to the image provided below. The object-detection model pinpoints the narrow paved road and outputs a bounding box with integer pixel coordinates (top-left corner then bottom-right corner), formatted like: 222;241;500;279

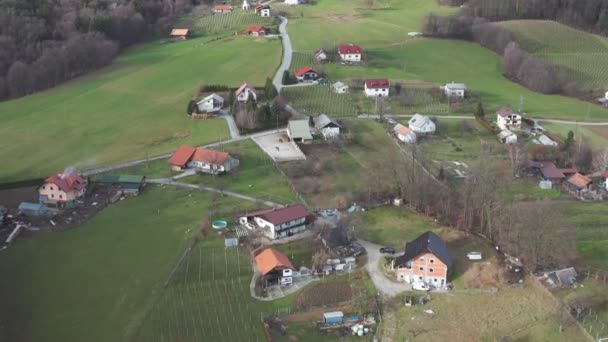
357;239;411;297
272;16;292;92
219;111;241;139
147;178;281;207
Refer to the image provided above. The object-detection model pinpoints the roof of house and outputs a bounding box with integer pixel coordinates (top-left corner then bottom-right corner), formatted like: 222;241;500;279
314;114;340;129
198;93;224;104
255;248;295;275
44;169;86;193
533;162;565;180
255;5;269;10
243;25;266;33
288;120;313;140
559;167;578;175
444;82;466;90
393;123;412;136
496;106;516;117
295;66;317;77
258;204;310;225
191;148;230;165
168;146;197;167
235;82;256;96
566;173;592;189
497;129;515;139
333;81;347;89
170;29;189;36
214;5;232;10
338;44;363;54
395;231;453;269
408;114;434;130
365;79;389;89
547;267;577;287
538;135;557;146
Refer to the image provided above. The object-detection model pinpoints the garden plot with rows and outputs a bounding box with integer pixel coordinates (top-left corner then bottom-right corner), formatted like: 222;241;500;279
195;12;277;35
281;85;359;117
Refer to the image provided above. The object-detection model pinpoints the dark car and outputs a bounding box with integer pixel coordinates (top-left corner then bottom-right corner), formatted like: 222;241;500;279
379;247;396;254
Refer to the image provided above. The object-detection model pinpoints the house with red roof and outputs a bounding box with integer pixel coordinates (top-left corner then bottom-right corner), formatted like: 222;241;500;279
338;44;363;62
170;29;189;41
39;168;87;207
238;204;313;239
364;79;389;97
255;248;295;287
294;66;318;82
564;172;592;196
496;106;522;131
243;25;268;36
235;82;257;102
168;146;239;174
213;5;232;13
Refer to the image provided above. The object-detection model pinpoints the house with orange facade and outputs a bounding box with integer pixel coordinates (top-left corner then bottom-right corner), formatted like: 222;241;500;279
38;168;87;208
393;231;453;289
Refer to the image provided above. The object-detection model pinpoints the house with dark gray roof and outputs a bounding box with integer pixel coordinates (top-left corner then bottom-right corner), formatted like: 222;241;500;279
393;231;453;288
313;114;341;139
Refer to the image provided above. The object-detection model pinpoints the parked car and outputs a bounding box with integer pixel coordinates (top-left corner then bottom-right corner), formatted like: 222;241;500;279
412;281;430;291
379;247;396;254
466;251;482;260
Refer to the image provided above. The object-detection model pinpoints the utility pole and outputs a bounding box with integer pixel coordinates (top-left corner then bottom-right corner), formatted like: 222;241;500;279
519;95;524;113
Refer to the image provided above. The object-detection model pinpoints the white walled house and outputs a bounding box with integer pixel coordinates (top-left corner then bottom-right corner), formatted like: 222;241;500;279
497;130;517;144
255;5;270;16
393;124;417;143
295;66;318;82
364;79;389;97
196;94;224;113
314;114;341;139
235;82;257;103
496;106;522;131
332;82;349;94
239;204;312;240
441;82;466;98
408;114;435;135
338;44;363;62
284;0;299;5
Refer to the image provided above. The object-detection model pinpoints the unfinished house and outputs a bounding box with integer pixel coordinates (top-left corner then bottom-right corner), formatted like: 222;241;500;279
239;204;312;240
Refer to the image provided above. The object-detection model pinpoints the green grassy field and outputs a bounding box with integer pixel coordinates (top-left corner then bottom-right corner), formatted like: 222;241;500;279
281;85;360;116
497;20;608;91
562;202;608;270
0;35;281;183
356;207;436;248
0;186;261;342
542;123;608;150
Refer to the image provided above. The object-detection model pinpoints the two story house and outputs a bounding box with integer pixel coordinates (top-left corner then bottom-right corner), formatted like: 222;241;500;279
364;79;389;97
496;106;522;131
338;44;363;62
238;204;312;240
39;168;87;208
235;82;257;102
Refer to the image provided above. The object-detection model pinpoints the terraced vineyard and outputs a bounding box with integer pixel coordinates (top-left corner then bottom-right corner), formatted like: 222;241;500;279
281;85;359;116
498;20;608;90
290;51;314;73
195;12;277;35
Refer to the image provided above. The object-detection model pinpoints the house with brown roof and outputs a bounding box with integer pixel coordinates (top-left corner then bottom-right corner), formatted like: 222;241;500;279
168;146;239;174
255;248;295;276
364;79;389;97
238;204;313;239
243;25;268;36
213;5;232;13
294;66;318;82
170;29;189;40
235;82;257;102
338;44;363;62
528;161;566;183
564;172;592;196
39;168;87;208
496;106;521;131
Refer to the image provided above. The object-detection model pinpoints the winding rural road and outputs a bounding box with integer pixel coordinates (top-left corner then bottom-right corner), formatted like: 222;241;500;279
272;16;292;92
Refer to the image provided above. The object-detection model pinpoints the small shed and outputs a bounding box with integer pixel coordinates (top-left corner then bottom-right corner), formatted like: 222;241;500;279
18;202;48;217
287;120;313;143
95;175;146;194
545;267;577;287
323;311;344;325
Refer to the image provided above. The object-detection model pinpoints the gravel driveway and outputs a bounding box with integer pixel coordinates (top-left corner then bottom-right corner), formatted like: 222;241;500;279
358;239;411;297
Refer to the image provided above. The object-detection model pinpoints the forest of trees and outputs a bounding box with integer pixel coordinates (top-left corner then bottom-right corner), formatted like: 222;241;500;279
0;0;198;100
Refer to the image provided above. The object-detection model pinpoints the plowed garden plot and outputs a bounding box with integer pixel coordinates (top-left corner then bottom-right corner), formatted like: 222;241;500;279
295;282;353;309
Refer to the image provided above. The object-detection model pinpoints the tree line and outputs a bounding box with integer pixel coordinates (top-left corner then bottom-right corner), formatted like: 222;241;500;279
0;0;197;100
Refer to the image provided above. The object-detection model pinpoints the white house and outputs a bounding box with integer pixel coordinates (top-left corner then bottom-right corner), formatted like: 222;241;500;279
497;130;517;144
238;204;311;240
441;82;466;98
235;82;257;103
602;171;608;191
255;5;270;16
213;5;232;13
196;93;224;113
393;124;417;143
294;66;318;82
242;0;250;10
187;148;239;174
338;44;363;62
314;114;341;139
364;79;389;97
284;0;299;5
408;114;435;135
332;82;349;94
496;106;522;131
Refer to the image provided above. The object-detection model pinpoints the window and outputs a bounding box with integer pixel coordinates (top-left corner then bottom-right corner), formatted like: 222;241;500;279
42;186;45;190
50;186;54;190
51;194;54;198
419;276;423;280
429;268;434;273
430;259;435;264
419;257;425;262
59;194;63;199
434;278;438;282
419;266;424;271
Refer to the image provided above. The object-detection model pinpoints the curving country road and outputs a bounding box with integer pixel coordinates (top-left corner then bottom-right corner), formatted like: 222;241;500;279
357;239;411;297
272;16;292;92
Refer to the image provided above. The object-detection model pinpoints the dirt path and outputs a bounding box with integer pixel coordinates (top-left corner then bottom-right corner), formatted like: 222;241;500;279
272;16;292;92
357;239;411;297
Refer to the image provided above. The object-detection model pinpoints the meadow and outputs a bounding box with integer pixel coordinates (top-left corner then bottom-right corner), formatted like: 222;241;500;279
0;187;262;342
562;202;608;271
498;20;608;91
0;35;281;183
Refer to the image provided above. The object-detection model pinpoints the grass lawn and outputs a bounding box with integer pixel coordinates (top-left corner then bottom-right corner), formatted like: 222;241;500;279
542;122;608;150
281;85;360;116
0;186;261;342
0;35;281;183
356;207;436;248
498;20;608;91
562;202;608;270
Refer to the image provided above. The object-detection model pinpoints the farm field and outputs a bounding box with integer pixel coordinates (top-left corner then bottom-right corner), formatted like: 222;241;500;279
497;20;608;90
0;187;261;342
541;122;608;150
562;202;608;271
0;35;281;183
194;11;277;35
281;85;359;116
321;40;608;120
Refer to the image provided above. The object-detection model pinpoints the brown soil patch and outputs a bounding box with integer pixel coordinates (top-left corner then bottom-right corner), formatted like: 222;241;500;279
462;262;507;288
295;282;353;309
587;126;608;140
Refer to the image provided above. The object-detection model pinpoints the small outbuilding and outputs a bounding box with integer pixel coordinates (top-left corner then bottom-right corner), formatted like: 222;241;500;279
213;5;233;13
332;81;349;94
323;311;344;325
314;114;341;139
313;49;328;63
18;202;49;217
497;129;517;144
441;82;466;98
255;5;271;16
408;114;435;135
564;172;592;195
287;120;313;143
196;93;224;113
545;267;578;287
393;124;416;143
170;29;189;41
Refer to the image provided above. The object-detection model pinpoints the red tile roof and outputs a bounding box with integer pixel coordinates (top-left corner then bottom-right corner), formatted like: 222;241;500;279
45;169;86;193
243;25;267;34
168;146;196;167
496;106;515;117
338;44;363;54
170;29;189;36
365;79;389;89
255;5;269;11
395;124;411;136
295;66;317;77
258;204;310;225
191;148;229;165
567;173;592;189
255;248;295;275
214;5;232;11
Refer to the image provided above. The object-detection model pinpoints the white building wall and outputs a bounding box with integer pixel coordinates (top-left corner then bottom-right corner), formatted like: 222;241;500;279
364;86;389;97
340;53;361;62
